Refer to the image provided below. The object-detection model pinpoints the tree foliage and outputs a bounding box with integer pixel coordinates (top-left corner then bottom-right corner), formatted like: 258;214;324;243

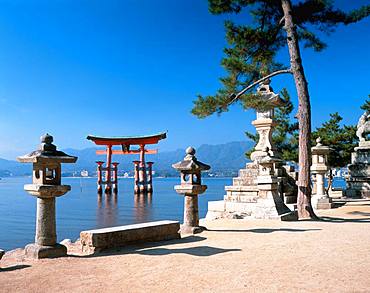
360;94;370;112
192;0;370;117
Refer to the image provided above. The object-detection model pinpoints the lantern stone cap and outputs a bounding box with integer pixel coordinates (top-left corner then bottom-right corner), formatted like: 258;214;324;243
259;147;282;165
172;147;210;172
256;80;286;108
311;138;330;154
17;133;78;164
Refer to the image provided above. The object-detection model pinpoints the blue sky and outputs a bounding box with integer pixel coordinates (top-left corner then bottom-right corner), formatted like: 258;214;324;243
0;0;368;159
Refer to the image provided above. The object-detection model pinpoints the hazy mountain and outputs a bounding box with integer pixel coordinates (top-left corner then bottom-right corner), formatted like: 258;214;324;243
0;141;254;176
0;158;29;176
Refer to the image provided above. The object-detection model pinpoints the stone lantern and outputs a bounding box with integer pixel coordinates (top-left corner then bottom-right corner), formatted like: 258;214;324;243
311;138;333;209
17;134;77;259
250;80;285;161
172;147;210;234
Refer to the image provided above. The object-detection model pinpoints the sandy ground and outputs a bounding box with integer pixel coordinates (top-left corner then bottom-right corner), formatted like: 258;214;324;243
1;200;370;293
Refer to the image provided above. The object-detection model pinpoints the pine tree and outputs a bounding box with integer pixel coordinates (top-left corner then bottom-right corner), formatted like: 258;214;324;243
312;112;357;168
192;0;370;219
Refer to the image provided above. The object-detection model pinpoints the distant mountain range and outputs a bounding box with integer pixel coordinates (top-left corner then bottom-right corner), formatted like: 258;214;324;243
0;141;254;177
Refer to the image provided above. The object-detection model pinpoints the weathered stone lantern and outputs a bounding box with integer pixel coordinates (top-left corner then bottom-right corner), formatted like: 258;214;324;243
172;147;210;234
250;80;285;161
311;137;333;209
17;134;77;259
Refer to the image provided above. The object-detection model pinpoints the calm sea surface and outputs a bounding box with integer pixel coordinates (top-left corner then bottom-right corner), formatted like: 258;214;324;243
0;177;231;250
0;176;346;251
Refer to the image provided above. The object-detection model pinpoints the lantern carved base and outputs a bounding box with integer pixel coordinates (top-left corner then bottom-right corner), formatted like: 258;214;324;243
25;243;67;259
255;176;297;220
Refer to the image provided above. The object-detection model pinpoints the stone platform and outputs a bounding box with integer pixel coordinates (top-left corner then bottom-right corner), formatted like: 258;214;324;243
206;200;297;221
80;220;181;253
206;162;297;220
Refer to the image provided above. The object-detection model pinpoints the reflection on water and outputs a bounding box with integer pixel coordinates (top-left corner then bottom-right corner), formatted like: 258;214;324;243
96;192;154;227
0;177;232;250
96;193;119;228
134;193;153;223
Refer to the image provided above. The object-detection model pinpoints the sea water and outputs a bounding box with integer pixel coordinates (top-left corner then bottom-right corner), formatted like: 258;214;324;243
0;177;231;250
0;176;346;251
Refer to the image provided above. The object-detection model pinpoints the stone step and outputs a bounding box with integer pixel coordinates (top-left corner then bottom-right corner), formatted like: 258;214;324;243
224;189;259;202
224;195;258;203
80;220;181;253
232;178;258;186
239;169;259;178
225;185;259;192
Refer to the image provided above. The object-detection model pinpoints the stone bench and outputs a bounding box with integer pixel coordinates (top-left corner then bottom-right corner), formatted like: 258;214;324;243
80;220;181;253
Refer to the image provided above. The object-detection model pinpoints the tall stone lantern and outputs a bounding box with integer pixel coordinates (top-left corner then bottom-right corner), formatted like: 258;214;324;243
250;80;285;161
311;138;333;209
172;147;210;234
17;134;77;259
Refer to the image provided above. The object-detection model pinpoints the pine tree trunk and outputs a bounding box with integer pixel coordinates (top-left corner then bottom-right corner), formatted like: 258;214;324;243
281;0;315;219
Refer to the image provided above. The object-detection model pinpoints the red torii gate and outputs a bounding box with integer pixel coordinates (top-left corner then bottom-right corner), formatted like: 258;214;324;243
87;132;167;194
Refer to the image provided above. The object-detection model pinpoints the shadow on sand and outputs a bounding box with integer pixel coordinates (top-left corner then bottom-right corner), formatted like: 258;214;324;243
71;235;240;258
348;211;370;217
206;228;321;233
318;216;370;223
0;264;31;272
124;246;240;257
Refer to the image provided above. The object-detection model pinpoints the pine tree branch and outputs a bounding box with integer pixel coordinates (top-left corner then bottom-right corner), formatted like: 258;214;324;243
228;69;292;105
